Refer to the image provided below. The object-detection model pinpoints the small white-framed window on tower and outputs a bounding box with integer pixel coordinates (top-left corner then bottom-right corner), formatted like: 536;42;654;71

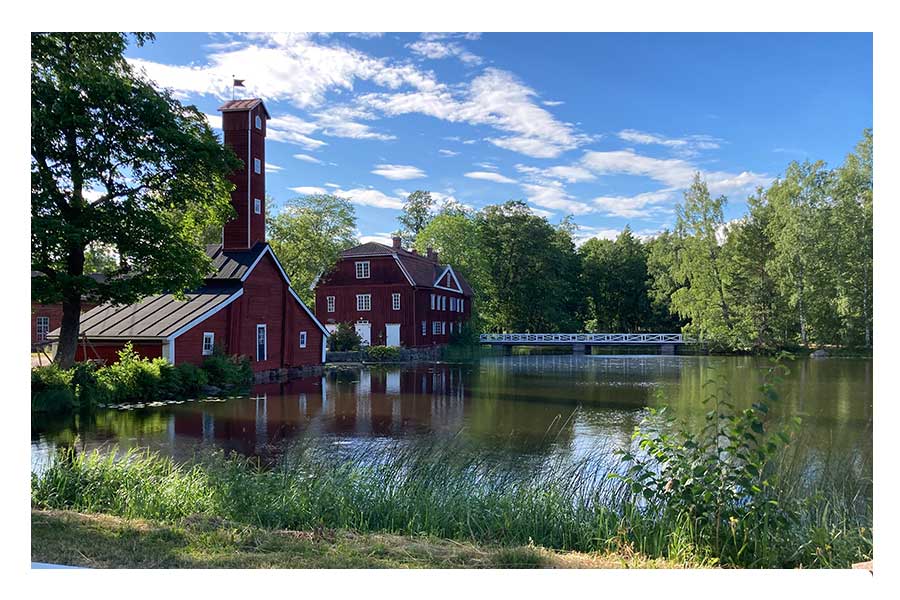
254;198;261;214
202;332;215;356
356;294;372;311
327;296;335;312
355;261;370;279
299;331;307;348
256;324;267;361
255;115;262;129
36;316;50;342
392;293;401;311
254;158;261;174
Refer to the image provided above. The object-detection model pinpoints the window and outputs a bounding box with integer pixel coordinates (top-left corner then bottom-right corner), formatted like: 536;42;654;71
430;293;436;310
432;321;441;335
256;325;267;361
299;331;307;348
254;158;261;174
202;332;215;355
442;321;446;335
422;321;427;336
255;115;262;129
254;198;261;214
450;297;456;312
36;316;49;342
460;299;464;313
326;296;335;313
356;294;371;311
392;293;401;311
355;261;370;279
441;296;446;311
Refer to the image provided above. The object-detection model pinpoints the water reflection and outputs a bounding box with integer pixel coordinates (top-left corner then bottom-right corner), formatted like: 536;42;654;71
32;356;872;485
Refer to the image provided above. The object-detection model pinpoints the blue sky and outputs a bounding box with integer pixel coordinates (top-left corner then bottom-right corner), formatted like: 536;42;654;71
125;32;872;245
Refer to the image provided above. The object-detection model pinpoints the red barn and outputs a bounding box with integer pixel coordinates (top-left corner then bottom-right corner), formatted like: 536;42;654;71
314;238;474;347
48;98;328;372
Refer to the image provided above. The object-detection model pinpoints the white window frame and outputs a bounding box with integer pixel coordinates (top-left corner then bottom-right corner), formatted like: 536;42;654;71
460;299;464;313
392;293;401;311
432;321;441;335
255;115;262;130
326;295;335;313
442;321;446;335
254;198;261;214
450;297;456;312
430;293;436;310
256;324;267;361
36;316;50;342
254;158;261;174
299;331;307;348
441;296;446;311
202;332;215;356
422;320;427;336
356;294;372;311
355;261;370;279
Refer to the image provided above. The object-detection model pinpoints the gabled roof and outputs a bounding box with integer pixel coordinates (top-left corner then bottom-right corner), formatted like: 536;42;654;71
50;282;243;340
336;242;474;296
218;98;271;119
206;242;268;280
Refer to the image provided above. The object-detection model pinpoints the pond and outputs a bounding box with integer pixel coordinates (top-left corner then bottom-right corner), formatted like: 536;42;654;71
31;354;872;490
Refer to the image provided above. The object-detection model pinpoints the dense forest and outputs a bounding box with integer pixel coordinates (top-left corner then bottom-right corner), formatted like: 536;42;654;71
270;130;872;352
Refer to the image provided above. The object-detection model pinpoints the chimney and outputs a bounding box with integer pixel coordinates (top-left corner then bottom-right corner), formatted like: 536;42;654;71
426;247;438;262
218;98;270;250
392;235;402;249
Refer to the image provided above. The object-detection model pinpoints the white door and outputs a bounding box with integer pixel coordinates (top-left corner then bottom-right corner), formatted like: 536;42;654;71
385;323;400;347
355;322;371;346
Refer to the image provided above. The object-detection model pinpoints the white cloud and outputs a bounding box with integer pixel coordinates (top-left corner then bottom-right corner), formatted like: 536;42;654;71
542;100;565;106
521;183;595;216
289;186;327;195
265;162;283;173
358;232;395;245
572;225;661;247
475;162;498;170
592;189;676;218
311;106;395;140
371;164;427;180
324;182;340;188
580;150;697;188
293;153;323;164
267;114;327;149
347;32;384;39
528;206;555;218
204;113;222;130
464;171;516;184
335;187;405;209
407;39;482;65
617;129;722;155
438;149;460;157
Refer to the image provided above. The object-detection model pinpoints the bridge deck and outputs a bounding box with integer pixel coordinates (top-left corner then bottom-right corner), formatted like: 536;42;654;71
479;333;686;345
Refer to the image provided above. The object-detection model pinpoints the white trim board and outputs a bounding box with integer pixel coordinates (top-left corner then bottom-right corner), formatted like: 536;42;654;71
165;288;245;364
434;265;463;293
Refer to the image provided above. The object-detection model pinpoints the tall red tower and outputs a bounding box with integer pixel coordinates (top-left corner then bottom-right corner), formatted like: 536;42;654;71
218;98;270;250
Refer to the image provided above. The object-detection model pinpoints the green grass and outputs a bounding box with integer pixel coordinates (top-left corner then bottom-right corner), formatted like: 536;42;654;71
31;440;871;568
32;510;693;569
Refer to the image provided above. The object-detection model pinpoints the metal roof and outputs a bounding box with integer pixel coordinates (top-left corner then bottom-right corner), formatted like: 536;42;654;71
218;98;271;119
337;242;474;295
205;242;267;280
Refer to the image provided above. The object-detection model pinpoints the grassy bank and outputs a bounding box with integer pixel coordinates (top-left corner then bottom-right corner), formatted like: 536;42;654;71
32;510;692;568
31;441;871;569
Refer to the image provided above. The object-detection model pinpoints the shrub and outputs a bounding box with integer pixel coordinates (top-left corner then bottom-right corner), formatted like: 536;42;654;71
69;361;110;410
202;351;252;387
95;344;167;403
328;322;362;351
31;364;74;413
174;363;208;395
365;345;401;362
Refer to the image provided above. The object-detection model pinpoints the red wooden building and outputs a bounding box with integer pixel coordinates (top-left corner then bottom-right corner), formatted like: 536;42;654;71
48;98;328;372
314;238;474;347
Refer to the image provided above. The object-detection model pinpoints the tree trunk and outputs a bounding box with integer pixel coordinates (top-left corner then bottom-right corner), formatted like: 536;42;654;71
53;242;86;369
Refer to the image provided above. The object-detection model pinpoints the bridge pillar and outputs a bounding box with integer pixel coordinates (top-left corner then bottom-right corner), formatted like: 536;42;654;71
660;344;675;355
502;344;513;355
572;343;588;355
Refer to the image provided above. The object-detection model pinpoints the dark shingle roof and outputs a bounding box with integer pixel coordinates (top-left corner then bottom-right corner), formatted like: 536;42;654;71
49;281;242;340
337;242;474;295
206;242;267;280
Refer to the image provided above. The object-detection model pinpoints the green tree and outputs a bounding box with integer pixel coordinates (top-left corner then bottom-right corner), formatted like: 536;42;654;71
397;190;434;246
645;231;686;332
267;194;357;305
31;33;241;368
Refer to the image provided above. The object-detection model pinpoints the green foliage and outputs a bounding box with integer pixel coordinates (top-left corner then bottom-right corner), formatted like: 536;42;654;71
328;322;362;352
201;351;252;387
365;345;401;362
31;33;242;367
267;194;358;305
31;364;74;413
397;190;434;246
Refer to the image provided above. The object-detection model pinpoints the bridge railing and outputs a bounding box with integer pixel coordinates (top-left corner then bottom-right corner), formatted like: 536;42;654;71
479;333;686;344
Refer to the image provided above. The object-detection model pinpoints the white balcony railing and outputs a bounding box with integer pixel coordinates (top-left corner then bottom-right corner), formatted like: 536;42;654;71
478;333;686;344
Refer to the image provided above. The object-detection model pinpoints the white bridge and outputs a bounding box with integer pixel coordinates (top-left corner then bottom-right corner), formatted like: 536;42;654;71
479;333;686;344
479;333;687;354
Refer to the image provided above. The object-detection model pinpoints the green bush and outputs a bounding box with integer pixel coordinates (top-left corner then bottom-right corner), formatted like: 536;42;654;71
95;344;168;403
328;322;362;351
174;363;208;395
69;361;110;410
365;345;401;362
201;351;252;387
31;364;74;413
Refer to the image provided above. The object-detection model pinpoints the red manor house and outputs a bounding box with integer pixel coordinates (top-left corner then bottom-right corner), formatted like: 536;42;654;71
314;238;474;347
48;98;328;372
